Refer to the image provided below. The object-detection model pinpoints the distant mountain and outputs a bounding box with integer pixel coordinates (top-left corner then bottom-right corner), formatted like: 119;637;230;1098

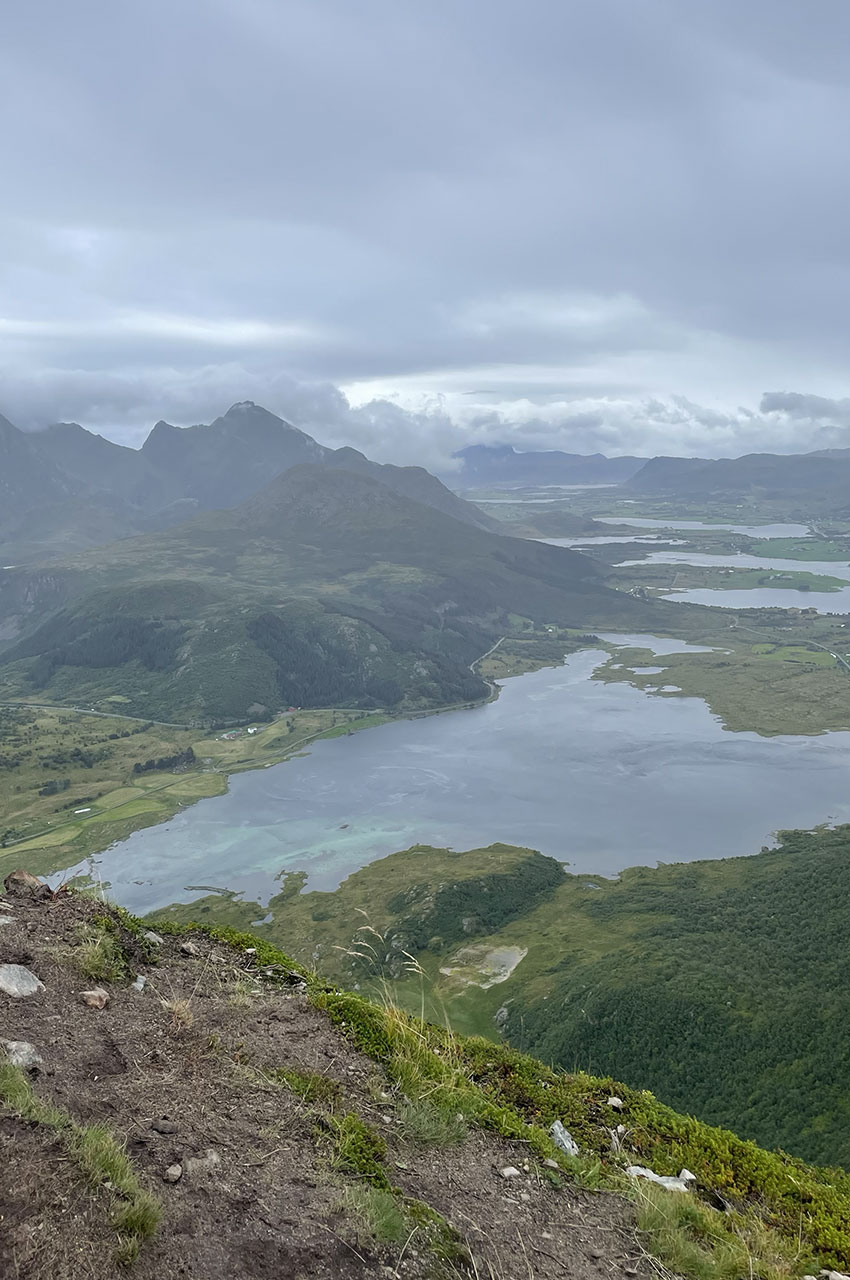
628;451;850;513
323;446;499;532
0;413;83;527
29;422;174;508
0;463;672;722
139;401;328;508
0;402;495;561
447;444;645;488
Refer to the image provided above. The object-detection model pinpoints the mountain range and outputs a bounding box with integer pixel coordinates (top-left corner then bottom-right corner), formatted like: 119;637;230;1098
0;430;673;721
0;402;499;564
447;443;645;488
626;449;850;512
445;440;849;515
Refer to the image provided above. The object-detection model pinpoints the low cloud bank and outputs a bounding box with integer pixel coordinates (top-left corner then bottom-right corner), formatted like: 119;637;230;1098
3;368;849;470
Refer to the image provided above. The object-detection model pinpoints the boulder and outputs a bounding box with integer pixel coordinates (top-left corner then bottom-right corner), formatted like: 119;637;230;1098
0;964;45;998
0;1039;43;1070
3;869;49;899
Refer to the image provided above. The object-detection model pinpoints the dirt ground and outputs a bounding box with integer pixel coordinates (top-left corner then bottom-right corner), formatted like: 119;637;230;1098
0;887;651;1280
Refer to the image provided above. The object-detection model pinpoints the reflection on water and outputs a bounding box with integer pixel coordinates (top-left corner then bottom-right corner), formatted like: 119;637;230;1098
57;643;850;916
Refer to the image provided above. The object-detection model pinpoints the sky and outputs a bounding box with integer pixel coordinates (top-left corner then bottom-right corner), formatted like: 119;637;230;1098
3;0;850;468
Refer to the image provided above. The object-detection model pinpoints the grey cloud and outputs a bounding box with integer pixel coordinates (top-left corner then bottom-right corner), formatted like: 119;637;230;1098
760;392;850;424
2;1;850;456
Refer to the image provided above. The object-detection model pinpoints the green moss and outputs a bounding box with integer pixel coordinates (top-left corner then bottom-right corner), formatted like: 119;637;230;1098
319;1111;390;1189
270;1066;342;1107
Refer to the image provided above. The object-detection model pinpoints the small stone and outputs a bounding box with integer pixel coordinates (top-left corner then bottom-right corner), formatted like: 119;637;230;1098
549;1119;579;1157
185;1148;220;1177
382;1115;393;1124
607;1095;625;1111
0;915;16;927
0;963;45;998
244;947;256;955
79;987;109;1009
163;1163;183;1183
500;1166;521;1179
3;869;49;899
143;930;164;945
180;940;200;956
131;975;147;993
0;1039;43;1070
541;1232;553;1240
519;1191;531;1202
543;1158;559;1170
152;1117;178;1134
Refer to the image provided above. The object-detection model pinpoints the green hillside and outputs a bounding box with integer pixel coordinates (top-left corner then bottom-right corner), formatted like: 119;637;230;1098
0;464;677;722
10;879;850;1277
154;824;850;1168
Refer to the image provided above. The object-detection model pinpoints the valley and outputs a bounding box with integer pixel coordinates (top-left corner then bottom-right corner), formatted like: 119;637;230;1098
3;408;850;1197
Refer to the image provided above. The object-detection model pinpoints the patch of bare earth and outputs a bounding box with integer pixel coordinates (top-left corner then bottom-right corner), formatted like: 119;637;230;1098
1;888;651;1280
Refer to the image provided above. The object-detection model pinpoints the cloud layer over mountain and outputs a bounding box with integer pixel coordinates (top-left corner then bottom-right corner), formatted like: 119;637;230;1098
2;1;850;464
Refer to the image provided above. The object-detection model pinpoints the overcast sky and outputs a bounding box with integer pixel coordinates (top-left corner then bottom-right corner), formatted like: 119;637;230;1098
3;0;850;466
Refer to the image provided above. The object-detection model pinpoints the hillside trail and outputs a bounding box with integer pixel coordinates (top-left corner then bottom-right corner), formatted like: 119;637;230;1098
0;885;652;1280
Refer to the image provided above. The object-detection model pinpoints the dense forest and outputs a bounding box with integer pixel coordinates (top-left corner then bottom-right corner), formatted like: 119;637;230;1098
505;826;850;1166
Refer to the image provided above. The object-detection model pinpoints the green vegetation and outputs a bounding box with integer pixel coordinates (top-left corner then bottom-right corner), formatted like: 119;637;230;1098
608;562;848;594
631;1180;804;1280
154;826;850;1170
321;1110;391;1187
0;702;396;879
0;462;682;725
0;1062;161;1264
341;1185;409;1245
594;631;850;735
70;918;130;982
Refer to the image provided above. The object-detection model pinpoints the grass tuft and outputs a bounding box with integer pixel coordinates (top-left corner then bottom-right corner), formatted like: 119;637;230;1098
398;1097;468;1147
342;1185;409;1244
271;1066;342;1107
0;1064;161;1264
632;1180;809;1280
72;920;128;983
320;1111;390;1189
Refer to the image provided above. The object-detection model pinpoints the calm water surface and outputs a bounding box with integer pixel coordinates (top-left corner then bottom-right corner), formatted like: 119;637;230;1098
598;518;812;537
63;643;850;915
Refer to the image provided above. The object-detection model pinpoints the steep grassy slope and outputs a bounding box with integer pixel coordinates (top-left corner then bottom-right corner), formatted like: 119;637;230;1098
6;877;850;1277
0;465;677;722
155;826;850;1168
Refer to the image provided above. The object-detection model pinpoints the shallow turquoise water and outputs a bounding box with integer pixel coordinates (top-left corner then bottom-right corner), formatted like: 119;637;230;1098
58;643;850;915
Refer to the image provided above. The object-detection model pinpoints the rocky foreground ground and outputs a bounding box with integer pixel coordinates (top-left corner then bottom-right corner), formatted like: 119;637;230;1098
0;874;653;1280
